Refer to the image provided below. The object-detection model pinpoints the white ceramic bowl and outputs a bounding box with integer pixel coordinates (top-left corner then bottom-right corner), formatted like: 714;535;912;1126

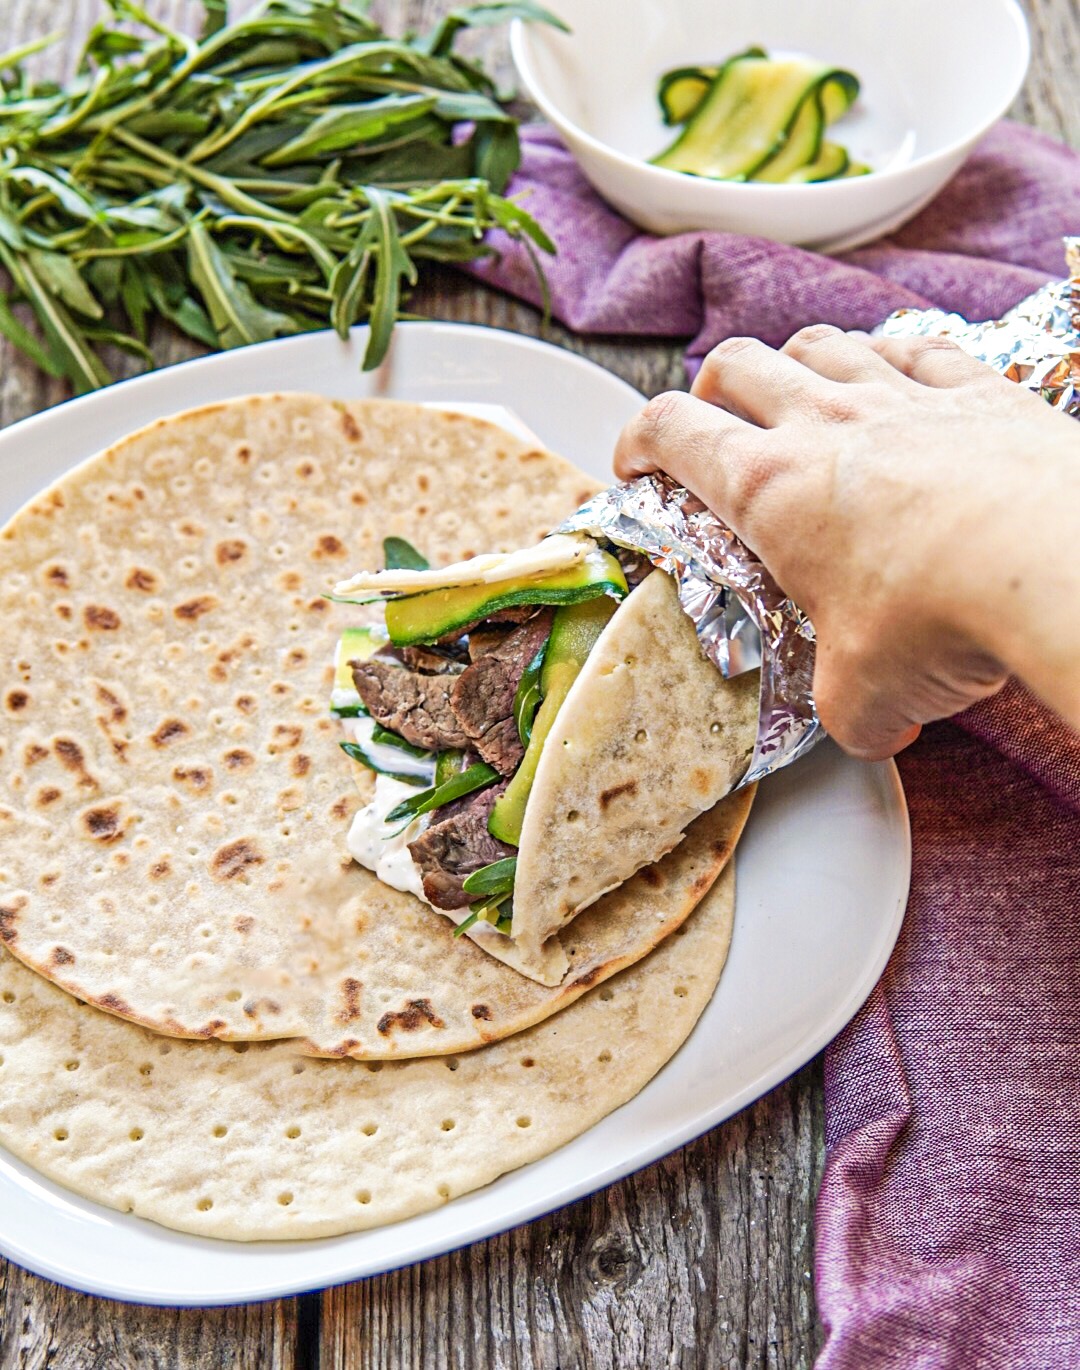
510;0;1029;253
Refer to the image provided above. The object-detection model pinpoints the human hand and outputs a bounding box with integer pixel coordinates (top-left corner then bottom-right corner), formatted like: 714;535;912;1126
613;325;1080;759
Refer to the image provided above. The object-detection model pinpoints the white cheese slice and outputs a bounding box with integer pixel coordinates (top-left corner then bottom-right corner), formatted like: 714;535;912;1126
333;531;597;598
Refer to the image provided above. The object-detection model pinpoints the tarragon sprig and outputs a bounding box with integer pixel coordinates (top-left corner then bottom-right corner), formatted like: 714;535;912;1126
0;0;563;392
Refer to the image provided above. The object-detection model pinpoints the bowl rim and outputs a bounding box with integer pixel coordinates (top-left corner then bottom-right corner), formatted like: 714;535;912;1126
509;0;1030;196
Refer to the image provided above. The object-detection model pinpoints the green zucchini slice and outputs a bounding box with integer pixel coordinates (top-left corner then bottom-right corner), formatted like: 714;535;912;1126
382;551;626;647
656;48;767;127
651;51;861;183
784;140;850;183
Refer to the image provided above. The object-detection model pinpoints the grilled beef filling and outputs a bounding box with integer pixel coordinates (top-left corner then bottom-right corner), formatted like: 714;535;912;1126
351;655;467;751
352;606;556;907
408;780;515;909
449;608;553;776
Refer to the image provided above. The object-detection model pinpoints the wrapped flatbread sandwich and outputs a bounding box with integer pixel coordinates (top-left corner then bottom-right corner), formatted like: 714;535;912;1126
332;531;760;985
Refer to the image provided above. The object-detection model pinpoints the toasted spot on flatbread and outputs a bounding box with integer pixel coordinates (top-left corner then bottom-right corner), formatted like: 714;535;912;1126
337;977;363;1024
81;804;124;843
95;991;133;1016
125;567;158;592
377;999;445;1036
174;595;218;622
0;897;26;942
152;718;189;747
215;540;247;566
85;605;121;631
313;535;346;560
599;779;637;810
210;839;265;881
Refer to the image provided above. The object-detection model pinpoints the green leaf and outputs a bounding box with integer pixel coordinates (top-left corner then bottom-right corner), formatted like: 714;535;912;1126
81;322;154;364
119;263;150;339
358;187;417;368
0;245;111;393
461;856;517;898
3;166;105;225
26;249;104;319
370;724;433;760
384;761;498;825
451;909;481;938
329;245;373;340
0;288;65;378
472;121;522;194
200;0;229;42
262;95;439;166
186;219;297;348
145;273;219;347
513;639;547;745
383;535;429;571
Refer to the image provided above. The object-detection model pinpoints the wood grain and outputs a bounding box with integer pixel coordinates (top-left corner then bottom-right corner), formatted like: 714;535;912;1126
0;0;1077;1367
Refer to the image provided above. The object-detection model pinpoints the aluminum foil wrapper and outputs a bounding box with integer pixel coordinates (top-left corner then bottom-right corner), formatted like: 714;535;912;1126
878;236;1080;417
557;474;819;787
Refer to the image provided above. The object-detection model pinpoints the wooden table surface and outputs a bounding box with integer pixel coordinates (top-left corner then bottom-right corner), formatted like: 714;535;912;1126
0;2;1076;1366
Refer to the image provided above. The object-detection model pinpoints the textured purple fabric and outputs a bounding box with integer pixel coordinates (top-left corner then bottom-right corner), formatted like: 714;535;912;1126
464;120;1080;1367
468;121;1080;379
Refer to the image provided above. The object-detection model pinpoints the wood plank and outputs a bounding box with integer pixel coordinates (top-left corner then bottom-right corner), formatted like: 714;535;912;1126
0;1261;303;1370
1010;0;1080;146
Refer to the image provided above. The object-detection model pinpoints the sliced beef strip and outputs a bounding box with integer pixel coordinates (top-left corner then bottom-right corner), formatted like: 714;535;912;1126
467;625;513;661
408;779;514;910
351;657;468;751
433;604;534;645
398;643;466;673
449;608;553;776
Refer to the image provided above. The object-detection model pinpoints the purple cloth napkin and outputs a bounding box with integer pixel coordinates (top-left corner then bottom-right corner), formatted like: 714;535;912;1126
466;121;1080;1367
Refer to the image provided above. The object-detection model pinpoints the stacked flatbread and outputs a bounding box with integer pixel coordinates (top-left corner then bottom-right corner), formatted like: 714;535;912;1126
0;396;755;1239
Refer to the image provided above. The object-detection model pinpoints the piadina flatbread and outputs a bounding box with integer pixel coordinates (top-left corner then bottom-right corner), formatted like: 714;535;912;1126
0;863;735;1240
0;394;752;1056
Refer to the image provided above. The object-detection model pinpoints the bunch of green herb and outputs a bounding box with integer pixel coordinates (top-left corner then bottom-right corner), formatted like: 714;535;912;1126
0;0;560;393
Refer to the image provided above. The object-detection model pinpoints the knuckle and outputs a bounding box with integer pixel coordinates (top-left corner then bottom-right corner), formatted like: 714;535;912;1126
912;336;963;356
784;323;844;356
707;335;759;366
636;390;688;444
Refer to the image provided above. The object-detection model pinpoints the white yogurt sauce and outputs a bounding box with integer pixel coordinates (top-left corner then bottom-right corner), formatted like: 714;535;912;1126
347;772;431;900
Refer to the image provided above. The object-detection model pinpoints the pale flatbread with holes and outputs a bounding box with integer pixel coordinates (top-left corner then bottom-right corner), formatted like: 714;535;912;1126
0;395;751;1058
0;862;734;1240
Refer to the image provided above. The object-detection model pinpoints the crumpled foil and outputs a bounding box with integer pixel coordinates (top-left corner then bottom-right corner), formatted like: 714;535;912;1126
878;235;1080;416
557;474;819;787
558;239;1080;789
